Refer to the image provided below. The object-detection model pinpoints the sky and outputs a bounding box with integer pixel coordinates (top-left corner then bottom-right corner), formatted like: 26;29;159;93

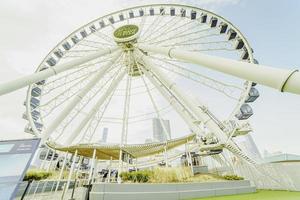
0;0;299;155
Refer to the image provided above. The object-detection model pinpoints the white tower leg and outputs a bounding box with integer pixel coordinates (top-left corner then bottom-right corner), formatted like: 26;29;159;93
0;47;119;96
88;149;97;183
135;50;227;142
138;44;300;95
135;50;257;164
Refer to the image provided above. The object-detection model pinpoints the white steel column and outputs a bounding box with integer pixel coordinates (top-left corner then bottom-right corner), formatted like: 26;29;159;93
88;149;97;183
117;149;123;183
108;157;112;183
186;141;194;175
135;50;226;141
137;64;171;141
139;64;203;135
40;148;50;170
47;150;56;172
92;159;98;182
0;47;119;96
66;69;126;144
120;75;131;145
117;73;132;182
135;50;256;164
42;51;122;142
164;146;168;167
138;44;300;95
55;152;68;192
65;150;78;195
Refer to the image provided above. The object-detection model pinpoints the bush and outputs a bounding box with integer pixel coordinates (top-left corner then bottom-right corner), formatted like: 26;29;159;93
120;170;153;183
23;170;52;181
222;174;244;181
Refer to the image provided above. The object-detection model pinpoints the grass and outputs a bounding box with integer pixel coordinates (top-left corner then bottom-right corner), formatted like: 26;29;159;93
121;167;227;183
192;190;300;200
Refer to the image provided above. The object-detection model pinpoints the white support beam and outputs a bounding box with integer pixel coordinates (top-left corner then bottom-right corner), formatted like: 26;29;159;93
138;44;300;95
120;75;132;145
135;50;227;142
140;63;203;135
65;149;78;196
41;51;122;143
0;47;119;96
88;149;97;183
55;152;68;192
135;50;257;165
66;69;126;144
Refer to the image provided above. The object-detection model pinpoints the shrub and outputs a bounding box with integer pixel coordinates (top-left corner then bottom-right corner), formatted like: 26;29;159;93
222;174;244;181
23;170;52;181
120;170;153;183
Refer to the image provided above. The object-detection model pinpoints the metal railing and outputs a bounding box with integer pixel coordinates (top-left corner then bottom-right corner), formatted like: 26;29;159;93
13;179;90;200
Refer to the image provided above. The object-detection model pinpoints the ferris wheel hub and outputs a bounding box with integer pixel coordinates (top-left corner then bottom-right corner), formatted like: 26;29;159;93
113;24;140;44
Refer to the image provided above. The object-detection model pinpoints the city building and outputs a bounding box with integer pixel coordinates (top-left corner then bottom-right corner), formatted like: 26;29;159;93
152;118;171;142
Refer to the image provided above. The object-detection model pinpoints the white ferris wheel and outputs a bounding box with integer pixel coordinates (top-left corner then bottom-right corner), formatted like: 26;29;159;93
0;4;298;167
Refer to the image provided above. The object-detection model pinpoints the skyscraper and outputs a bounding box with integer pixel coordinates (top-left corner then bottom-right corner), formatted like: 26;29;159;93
102;127;108;143
152;118;171;142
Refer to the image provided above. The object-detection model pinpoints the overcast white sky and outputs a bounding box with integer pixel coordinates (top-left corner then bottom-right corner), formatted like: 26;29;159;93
0;0;299;155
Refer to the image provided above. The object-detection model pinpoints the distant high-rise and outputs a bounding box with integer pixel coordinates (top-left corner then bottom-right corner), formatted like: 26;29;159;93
102;128;108;143
152;118;171;142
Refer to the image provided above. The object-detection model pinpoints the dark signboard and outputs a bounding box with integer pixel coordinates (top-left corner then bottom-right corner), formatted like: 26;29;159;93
0;138;40;200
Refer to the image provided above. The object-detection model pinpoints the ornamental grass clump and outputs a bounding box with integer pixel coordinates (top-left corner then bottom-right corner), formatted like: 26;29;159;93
222;174;244;180
23;169;52;181
151;167;193;183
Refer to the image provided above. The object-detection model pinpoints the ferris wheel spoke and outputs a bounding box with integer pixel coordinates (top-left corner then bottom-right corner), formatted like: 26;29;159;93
162;33;224;48
43;57;112;90
146;19;195;44
128;105;172;122
151;57;243;100
164;40;230;48
74;43;105;50
136;63;171;140
92;30;114;44
138;13;147;37
140;12;165;40
147;19;206;44
84;38;115;46
52;65;121;142
141;16;179;43
40;63;121;120
78;91;114;143
40;73;92;111
41;51;122;141
41;70;97;110
43;57;116;95
65;68;126;144
142;16;183;43
149;27;213;45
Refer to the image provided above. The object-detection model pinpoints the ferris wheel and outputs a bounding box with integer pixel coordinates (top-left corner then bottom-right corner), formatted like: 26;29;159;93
18;4;263;163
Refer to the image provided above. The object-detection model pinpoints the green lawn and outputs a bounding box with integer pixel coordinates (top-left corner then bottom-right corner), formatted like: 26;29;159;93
193;190;300;200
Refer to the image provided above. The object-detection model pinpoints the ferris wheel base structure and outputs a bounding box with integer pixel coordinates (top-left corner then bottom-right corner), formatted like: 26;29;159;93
138;44;300;95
